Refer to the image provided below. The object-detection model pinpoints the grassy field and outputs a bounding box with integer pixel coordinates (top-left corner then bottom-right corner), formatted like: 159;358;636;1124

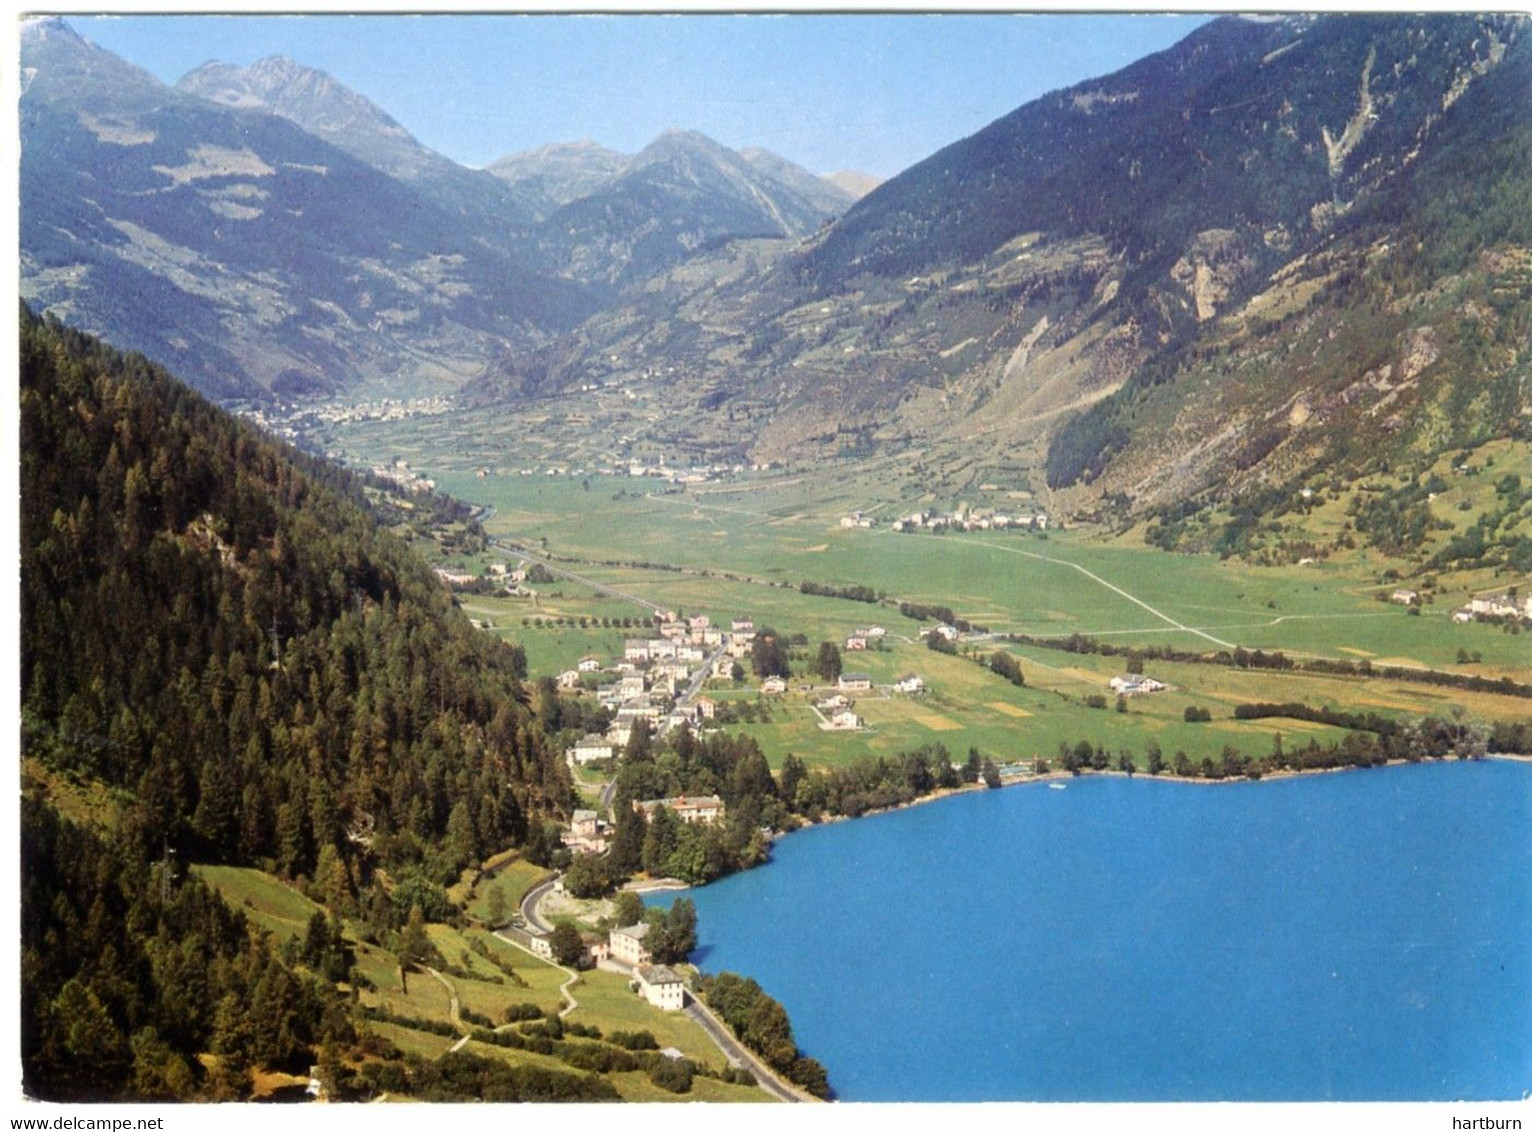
382;467;1529;776
423;468;1528;673
194;864;329;941
193;862;771;1100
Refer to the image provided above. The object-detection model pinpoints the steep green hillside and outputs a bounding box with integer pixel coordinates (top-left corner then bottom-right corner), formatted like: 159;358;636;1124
19;308;576;1098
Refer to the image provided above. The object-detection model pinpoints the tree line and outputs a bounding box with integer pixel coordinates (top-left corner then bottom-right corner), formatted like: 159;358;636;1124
698;972;831;1099
1002;631;1532;699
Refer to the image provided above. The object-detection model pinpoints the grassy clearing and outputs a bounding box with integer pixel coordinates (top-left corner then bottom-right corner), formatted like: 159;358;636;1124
465;858;551;924
368;1021;457;1060
193;865;325;941
363;955;454;1026
566;969;727;1066
22;758;128;833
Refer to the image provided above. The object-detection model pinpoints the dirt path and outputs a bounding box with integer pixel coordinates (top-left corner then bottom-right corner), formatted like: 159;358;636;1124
422;966;471;1054
492;929;581;1017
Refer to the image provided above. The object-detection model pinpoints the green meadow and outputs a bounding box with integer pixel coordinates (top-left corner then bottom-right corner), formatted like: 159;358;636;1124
191;864;765;1100
431;468;1527;671
382;461;1528;772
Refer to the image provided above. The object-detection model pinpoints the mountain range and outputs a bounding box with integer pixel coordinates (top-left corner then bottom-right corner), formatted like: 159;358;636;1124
20;13;1532;532
20;18;863;398
464;12;1531;530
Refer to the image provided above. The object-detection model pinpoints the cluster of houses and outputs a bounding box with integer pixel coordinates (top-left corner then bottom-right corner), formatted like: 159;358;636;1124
815;692;862;731
844;625;887;651
840;507;1049;534
240;397;450;447
1451;591;1532;624
1389;586;1532;625
434;559;540;598
491;459;751;487
509;921;686;1013
557;794;725;858
891;507;1048;534
632;794;727;824
812;671;925;731
369;456;438;494
562;614;759;763
610;925;687;1011
1108;674;1168;696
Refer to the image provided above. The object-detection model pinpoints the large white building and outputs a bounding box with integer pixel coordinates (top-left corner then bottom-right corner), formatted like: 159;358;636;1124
568;734;615;764
609;922;653;966
634;965;686;1011
1108;674;1168;696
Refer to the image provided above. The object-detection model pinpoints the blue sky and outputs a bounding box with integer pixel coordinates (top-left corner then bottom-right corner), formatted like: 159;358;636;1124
71;13;1211;178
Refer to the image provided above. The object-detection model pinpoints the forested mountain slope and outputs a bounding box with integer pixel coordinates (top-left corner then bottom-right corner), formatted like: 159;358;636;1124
20;307;571;1098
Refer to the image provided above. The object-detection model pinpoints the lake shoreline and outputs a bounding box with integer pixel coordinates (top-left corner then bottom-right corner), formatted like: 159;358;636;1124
634;753;1528;895
792;750;1529;833
666;758;1532;1102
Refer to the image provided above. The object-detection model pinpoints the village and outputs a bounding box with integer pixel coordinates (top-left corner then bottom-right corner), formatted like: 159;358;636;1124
472;608;954;1017
883;505;1049;533
233;394;454;445
1382;583;1532;627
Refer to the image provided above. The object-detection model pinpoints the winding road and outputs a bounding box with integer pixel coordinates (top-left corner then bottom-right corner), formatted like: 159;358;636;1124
492;927;581;1017
517;873;811;1099
422;966;472;1053
519;876;558;934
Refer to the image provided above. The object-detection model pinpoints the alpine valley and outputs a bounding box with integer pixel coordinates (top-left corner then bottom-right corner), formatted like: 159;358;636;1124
17;11;1532;1108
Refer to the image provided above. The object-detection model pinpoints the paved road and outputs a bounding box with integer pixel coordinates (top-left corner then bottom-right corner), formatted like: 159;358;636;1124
520;876;558;934
675;640;730;710
516;886;810;1100
683;999;813;1103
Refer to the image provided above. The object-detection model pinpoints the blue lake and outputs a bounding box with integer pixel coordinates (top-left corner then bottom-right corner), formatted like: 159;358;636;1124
652;761;1532;1101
